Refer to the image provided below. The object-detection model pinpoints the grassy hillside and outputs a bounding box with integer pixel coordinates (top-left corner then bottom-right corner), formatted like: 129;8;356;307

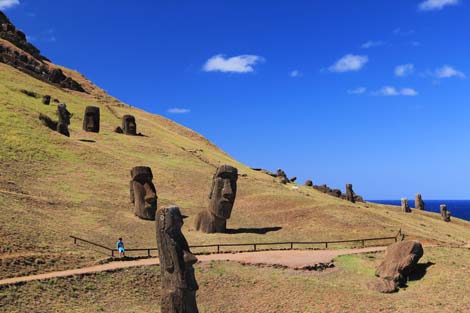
1;62;470;278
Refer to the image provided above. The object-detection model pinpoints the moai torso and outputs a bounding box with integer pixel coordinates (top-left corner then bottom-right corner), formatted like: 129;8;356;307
440;204;451;222
122;115;137;135
401;198;411;213
130;166;157;220
346;184;355;203
415;194;425;210
83;106;100;133
56;103;71;137
156;206;199;313
195;165;238;233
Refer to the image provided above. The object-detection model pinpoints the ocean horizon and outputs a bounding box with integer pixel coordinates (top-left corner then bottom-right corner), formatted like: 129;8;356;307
368;200;470;221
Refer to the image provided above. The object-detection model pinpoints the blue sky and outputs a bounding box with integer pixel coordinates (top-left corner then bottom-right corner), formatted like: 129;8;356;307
2;0;470;199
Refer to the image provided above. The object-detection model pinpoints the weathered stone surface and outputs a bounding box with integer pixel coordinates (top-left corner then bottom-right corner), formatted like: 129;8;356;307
42;95;51;105
401;198;411;213
122;115;137;135
195;165;238;233
156;206;199;313
373;240;423;293
130;166;157;220
82;106;100;133
56;103;72;137
345;184;355;203
415;194;425;210
440;204;451;222
305;180;313;187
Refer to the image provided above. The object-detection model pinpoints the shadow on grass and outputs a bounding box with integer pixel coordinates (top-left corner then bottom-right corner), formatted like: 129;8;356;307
78;139;96;143
225;226;282;235
408;261;435;281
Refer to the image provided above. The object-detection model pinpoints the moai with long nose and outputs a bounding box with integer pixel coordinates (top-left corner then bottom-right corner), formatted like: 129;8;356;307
130;166;157;220
401;198;411;213
415;194;425;210
82;106;100;133
122;115;137;135
440;204;451;222
195;165;238;233
156;206;199;313
346;184;355;203
56;103;72;137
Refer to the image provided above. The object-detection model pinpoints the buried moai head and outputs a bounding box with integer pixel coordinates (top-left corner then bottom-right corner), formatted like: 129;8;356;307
130;166;157;220
156;206;199;313
415;194;425;210
208;165;238;220
122;115;137;135
42;95;51;105
440;204;451;222
305;180;313;187
401;198;411;213
83;106;100;133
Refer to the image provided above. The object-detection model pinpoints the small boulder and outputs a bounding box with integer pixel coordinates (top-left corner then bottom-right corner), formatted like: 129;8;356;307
305;180;313;187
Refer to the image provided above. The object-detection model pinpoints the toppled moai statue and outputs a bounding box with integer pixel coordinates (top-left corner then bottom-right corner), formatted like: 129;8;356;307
56;103;72;137
415;194;425;210
122;115;137;135
305;180;313;187
156;206;199;313
82;106;100;133
401;198;411;213
440;204;451;222
345;184;355;203
372;240;424;293
195;165;238;233
42;95;51;105
130;166;157;220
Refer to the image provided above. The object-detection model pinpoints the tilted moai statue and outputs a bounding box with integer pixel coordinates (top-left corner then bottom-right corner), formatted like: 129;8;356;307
401;198;411;213
195;165;238;233
346;184;355;203
122;114;137;135
42;95;51;105
440;204;451;222
130;166;157;220
82;106;100;133
156;206;199;313
305;180;313;187
415;194;425;210
56;103;72;137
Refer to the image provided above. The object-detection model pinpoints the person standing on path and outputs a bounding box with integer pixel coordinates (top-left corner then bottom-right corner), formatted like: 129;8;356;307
116;238;125;258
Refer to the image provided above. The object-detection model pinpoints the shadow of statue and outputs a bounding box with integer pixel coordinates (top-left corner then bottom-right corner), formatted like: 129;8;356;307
225;226;282;235
408;261;435;282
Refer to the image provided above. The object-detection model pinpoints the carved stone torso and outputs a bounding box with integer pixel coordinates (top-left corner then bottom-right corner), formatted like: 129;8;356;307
130;166;157;220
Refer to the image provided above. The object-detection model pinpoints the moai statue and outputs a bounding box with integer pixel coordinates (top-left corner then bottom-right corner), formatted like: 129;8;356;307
305;180;313;187
440;204;451;222
290;177;297;183
130;166;157;220
56;103;72;137
195;165;238;233
82;106;100;133
401;198;411;213
415;194;425;210
156;206;199;313
346;184;355;203
42;95;51;105
122;115;137;135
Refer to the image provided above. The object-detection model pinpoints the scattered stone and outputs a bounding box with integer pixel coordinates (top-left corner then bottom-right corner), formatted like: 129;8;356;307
415;194;425;210
82;106;100;133
373;240;424;293
122;115;137;135
401;198;411;213
156;206;199;313
195;165;238;233
130;166;157;220
440;204;451;222
42;95;51;105
305;180;313;187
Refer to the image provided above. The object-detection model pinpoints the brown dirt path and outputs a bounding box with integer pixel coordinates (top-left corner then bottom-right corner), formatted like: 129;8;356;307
0;247;387;286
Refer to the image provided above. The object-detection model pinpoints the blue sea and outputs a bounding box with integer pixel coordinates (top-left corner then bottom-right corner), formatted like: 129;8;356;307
368;200;470;221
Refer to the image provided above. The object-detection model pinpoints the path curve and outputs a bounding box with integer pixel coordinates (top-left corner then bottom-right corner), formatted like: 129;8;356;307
0;247;386;286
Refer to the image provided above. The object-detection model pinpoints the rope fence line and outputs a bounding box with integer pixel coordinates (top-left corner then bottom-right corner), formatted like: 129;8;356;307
70;229;403;258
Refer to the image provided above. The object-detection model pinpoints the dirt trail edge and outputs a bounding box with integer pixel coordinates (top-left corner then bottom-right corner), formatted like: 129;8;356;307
0;247;386;286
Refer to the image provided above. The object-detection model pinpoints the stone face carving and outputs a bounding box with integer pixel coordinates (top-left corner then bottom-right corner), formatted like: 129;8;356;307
122;115;137;135
305;180;313;187
82;106;100;133
401;198;411;213
345;184;355;203
415;194;425;210
130;166;157;220
42;95;51;105
440;204;451;222
56;103;72;137
373;240;424;293
195;165;238;233
156;206;199;313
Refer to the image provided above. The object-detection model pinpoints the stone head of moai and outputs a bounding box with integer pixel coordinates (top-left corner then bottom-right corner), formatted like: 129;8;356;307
415;194;425;210
42;95;51;105
130;166;157;220
83;106;100;133
209;165;238;220
56;103;72;137
122;115;137;135
346;184;355;203
305;180;313;187
401;198;411;213
440;204;451;222
156;206;199;313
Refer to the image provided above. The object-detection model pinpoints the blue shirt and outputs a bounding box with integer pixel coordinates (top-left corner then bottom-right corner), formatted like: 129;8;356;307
117;241;124;248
